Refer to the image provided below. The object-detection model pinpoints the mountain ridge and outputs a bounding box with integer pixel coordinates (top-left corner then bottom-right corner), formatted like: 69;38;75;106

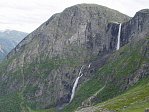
0;30;28;61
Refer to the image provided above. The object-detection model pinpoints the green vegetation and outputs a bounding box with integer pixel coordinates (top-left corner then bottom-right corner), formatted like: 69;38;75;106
63;77;104;112
0;55;83;111
96;77;149;112
0;92;56;112
0;93;22;112
98;39;145;78
30;108;56;112
63;38;149;111
0;59;9;73
0;35;148;112
91;39;148;103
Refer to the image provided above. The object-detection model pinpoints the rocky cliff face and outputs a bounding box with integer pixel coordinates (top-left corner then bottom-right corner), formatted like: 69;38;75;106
7;4;130;60
0;4;149;111
121;9;149;46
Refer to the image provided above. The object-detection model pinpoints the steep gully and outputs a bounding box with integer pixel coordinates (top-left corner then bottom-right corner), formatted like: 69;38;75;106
69;23;122;103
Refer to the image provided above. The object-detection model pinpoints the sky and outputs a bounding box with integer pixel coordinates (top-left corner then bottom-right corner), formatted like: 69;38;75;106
0;0;148;33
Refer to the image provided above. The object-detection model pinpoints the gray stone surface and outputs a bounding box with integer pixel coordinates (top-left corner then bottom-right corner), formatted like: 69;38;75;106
145;108;149;112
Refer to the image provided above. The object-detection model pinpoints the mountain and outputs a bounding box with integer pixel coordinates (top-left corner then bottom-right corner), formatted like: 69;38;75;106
0;30;28;60
0;4;149;112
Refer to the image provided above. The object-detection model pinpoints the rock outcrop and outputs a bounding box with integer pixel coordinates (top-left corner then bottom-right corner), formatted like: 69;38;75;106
121;9;149;47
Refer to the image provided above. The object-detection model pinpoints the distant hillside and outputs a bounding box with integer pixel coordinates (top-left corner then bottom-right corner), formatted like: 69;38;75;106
0;30;28;60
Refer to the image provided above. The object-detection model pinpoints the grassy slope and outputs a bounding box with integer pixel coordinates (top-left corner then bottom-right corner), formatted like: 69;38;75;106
63;38;149;111
96;77;149;112
95;38;148;112
0;93;22;112
0;92;56;112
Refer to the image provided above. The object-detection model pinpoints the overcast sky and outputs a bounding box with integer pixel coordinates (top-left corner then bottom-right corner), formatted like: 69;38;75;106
0;0;148;33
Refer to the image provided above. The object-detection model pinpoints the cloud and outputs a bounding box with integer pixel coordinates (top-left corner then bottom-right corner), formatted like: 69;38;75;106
0;0;148;33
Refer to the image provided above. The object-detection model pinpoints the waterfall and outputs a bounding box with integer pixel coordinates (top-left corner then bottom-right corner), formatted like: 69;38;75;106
88;63;91;68
116;23;122;50
69;66;84;103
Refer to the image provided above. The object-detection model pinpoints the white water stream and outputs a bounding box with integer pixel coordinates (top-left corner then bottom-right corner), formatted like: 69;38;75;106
69;66;84;103
88;63;91;68
116;23;122;50
69;63;91;102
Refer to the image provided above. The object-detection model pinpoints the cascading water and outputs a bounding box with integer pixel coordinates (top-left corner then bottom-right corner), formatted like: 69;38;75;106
116;23;122;50
88;63;91;68
69;66;84;103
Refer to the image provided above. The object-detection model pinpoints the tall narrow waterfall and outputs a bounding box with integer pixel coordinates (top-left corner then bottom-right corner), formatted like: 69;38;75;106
69;66;84;103
116;23;122;50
